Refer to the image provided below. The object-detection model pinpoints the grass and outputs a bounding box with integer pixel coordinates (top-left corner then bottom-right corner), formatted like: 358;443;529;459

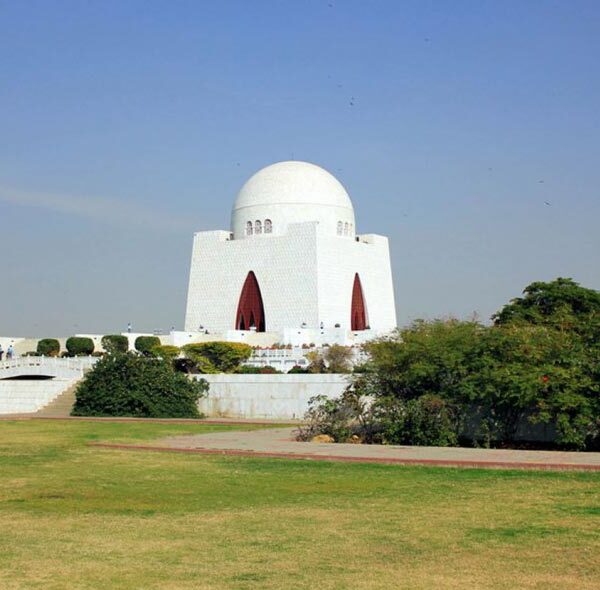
0;420;598;589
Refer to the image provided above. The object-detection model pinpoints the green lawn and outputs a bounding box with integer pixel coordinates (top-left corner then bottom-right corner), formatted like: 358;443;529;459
0;420;598;589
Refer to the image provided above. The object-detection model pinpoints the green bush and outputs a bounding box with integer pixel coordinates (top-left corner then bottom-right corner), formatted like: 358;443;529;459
101;334;129;354
182;341;252;373
373;395;458;446
298;278;600;450
72;353;207;418
134;336;161;356
153;345;180;363
66;337;94;356
236;365;281;374
287;365;309;374
296;395;357;442
36;339;60;357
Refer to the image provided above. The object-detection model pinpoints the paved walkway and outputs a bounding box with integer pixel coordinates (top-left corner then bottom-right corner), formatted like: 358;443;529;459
92;426;600;471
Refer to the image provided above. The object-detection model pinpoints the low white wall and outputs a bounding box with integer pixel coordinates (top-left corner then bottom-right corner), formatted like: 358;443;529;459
195;374;350;420
0;378;78;414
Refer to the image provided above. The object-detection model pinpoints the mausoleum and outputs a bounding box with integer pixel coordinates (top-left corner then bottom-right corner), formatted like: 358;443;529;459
182;161;396;346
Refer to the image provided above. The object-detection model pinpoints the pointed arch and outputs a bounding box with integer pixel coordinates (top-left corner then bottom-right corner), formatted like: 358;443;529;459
351;273;367;331
235;271;266;331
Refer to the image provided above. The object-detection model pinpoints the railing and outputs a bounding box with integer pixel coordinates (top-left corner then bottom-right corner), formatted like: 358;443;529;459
0;356;98;379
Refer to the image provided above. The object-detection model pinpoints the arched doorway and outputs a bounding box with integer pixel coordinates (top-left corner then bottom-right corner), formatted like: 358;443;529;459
235;271;266;331
350;273;367;330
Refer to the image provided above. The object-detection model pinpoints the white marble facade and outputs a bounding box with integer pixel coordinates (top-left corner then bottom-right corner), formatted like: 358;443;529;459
184;161;396;343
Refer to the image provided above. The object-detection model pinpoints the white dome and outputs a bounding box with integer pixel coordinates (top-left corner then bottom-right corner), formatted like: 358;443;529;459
231;161;356;239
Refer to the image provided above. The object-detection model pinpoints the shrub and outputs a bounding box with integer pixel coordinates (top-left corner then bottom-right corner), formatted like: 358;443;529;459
373;395;458;446
135;336;161;356
72;353;207;418
153;345;180;363
182;341;252;373
305;350;327;373
101;334;129;354
288;365;309;374
236;365;281;374
324;344;353;373
36;339;60;357
66;337;94;356
296;395;358;442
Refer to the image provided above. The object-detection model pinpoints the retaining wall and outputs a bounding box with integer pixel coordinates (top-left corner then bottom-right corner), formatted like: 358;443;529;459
0;378;79;414
195;374;350;419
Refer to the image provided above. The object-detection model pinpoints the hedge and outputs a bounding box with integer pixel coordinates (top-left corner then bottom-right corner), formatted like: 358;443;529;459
36;338;60;357
66;337;94;356
101;334;129;354
135;336;161;356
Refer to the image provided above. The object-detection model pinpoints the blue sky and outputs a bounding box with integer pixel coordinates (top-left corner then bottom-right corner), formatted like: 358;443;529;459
1;1;599;336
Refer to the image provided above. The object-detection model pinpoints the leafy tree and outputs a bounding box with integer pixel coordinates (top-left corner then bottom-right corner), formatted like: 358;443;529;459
36;338;60;357
72;353;207;418
493;277;600;332
101;334;129;354
66;337;95;356
360;319;484;401
182;341;252;373
338;311;599;449
135;336;161;356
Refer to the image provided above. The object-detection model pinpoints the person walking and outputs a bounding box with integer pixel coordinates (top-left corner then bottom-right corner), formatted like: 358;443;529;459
6;344;14;360
0;344;4;361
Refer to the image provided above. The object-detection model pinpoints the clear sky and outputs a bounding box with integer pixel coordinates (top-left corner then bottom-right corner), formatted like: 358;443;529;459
1;1;599;337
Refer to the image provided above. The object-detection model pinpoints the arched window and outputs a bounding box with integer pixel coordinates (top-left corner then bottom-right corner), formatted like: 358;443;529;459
337;221;343;235
246;221;253;236
349;223;353;235
236;271;266;332
351;273;368;330
344;222;349;235
255;220;262;234
264;219;272;233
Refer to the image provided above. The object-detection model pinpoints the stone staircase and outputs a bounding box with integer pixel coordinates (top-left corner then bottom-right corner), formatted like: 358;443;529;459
35;380;80;417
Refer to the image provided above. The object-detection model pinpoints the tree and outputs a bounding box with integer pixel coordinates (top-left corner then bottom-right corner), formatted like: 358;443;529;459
360;319;484;401
347;314;599;449
493;277;600;332
182;341;252;373
101;334;129;354
72;353;207;418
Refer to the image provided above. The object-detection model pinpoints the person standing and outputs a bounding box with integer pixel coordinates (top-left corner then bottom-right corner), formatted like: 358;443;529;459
6;344;14;360
0;344;4;360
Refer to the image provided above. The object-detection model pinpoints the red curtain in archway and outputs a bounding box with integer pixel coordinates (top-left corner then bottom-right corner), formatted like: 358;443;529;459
235;271;266;331
351;273;367;330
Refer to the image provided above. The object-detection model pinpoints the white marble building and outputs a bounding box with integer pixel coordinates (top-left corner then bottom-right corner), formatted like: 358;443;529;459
183;161;396;345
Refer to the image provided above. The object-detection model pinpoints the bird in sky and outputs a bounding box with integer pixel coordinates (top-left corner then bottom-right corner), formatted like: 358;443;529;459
544;201;552;206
